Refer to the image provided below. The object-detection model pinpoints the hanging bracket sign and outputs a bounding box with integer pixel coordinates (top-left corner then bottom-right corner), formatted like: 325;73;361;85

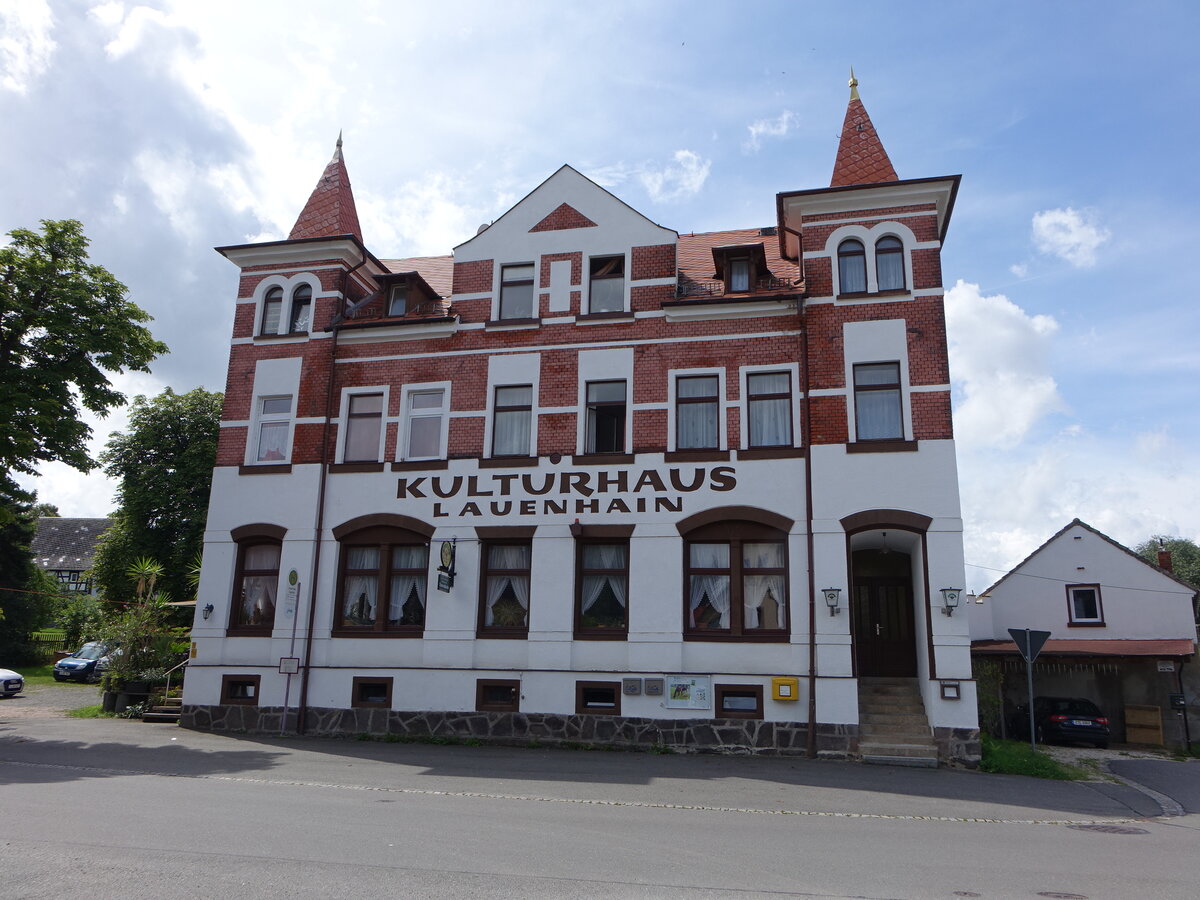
436;538;457;593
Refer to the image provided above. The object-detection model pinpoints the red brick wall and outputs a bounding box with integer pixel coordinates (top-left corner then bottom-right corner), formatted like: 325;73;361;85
631;244;675;280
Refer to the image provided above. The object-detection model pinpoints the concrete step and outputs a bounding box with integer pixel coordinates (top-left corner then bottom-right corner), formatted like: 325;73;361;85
141;712;180;724
860;724;932;741
860;740;938;758
860;701;925;716
860;711;928;727
160;697;183;707
862;753;939;768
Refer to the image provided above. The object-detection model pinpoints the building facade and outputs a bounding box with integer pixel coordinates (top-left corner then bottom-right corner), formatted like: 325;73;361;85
183;82;979;764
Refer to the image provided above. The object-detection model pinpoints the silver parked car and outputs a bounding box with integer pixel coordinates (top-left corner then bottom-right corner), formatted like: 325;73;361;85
1;667;24;697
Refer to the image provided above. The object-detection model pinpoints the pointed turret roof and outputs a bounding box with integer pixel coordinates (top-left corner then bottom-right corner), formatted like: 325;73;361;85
830;70;899;188
289;133;363;241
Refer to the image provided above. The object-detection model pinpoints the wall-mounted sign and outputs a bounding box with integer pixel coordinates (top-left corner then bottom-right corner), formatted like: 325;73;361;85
284;570;300;616
622;678;642;696
665;675;711;710
278;657;300;675
436;538;456;592
644;678;664;697
1157;660;1176;673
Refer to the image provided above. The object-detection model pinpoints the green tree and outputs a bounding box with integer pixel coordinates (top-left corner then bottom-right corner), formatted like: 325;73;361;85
0;483;57;663
32;502;59;517
0;219;167;521
1135;535;1200;590
91;388;222;608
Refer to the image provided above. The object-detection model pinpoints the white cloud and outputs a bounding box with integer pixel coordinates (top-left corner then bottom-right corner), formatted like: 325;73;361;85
0;0;55;94
945;279;1065;448
1008;262;1028;278
743;110;795;153
1031;206;1110;268
362;171;490;257
639;150;711;203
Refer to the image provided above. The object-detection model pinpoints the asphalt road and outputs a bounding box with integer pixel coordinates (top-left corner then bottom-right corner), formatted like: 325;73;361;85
2;696;1198;899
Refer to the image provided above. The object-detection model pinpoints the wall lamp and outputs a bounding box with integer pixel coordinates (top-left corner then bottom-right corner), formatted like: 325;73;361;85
822;588;842;616
939;588;963;616
202;603;214;620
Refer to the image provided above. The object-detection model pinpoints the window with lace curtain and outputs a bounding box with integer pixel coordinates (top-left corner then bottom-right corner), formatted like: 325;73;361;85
333;525;429;636
478;541;532;638
683;521;788;640
574;539;629;638
228;540;280;635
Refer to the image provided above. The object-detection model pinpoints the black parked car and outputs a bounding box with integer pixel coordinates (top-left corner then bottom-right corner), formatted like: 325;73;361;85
53;641;113;683
1009;696;1110;749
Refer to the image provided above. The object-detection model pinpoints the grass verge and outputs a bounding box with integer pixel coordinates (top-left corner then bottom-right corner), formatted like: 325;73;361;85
14;664;57;686
979;735;1089;780
67;704;116;719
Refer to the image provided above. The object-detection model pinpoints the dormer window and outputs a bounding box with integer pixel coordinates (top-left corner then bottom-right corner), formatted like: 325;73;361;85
838;239;867;294
728;258;751;293
876;236;905;291
387;283;407;317
711;242;771;296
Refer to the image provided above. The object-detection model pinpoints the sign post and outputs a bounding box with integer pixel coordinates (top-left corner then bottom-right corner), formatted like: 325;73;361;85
1009;627;1051;750
436;538;457;593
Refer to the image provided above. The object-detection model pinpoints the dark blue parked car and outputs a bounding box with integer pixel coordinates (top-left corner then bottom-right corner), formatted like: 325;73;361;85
53;642;113;683
1009;696;1110;749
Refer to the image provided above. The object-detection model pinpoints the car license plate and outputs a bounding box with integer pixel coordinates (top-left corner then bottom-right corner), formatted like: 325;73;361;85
1072;719;1093;727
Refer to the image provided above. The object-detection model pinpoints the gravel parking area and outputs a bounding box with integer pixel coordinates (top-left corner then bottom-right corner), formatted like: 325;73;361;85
0;680;102;720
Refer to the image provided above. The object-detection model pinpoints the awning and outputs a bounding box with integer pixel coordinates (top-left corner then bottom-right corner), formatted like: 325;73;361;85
972;638;1195;657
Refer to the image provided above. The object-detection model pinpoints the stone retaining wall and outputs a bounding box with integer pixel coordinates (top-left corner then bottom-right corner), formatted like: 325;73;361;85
933;726;981;767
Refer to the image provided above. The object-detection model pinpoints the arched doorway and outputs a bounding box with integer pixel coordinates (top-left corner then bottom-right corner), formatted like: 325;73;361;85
850;530;920;677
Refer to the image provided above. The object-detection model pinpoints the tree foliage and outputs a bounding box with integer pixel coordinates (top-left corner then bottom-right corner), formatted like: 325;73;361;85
0;219;167;517
1135;535;1200;591
0;483;57;663
92;388;222;608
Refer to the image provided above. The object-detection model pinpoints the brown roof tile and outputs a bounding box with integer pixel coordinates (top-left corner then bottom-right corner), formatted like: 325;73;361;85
676;228;801;284
380;255;454;298
289;139;363;242
830;97;898;187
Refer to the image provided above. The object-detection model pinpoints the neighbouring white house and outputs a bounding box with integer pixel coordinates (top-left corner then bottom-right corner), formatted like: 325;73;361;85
970;519;1199;748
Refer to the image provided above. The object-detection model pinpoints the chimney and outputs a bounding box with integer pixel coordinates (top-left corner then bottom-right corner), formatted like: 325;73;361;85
1157;538;1174;572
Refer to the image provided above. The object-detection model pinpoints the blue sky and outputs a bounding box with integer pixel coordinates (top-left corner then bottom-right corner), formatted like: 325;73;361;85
2;0;1197;588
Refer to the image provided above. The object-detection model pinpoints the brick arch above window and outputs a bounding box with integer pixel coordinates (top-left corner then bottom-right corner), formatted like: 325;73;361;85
839;509;932;535
676;506;794;536
333;513;435;541
231;523;287;542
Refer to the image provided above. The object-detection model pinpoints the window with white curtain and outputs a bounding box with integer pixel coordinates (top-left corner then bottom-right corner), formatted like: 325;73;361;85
853;362;903;441
684;520;788;639
875;236;905;291
229;541;280;633
747;371;792;447
575;541;629;636
344;392;383;462
335;529;429;634
837;239;867;294
492;385;532;457
675;374;720;450
403;388;447;460
254;396;292;463
260;286;283;335
479;542;532;635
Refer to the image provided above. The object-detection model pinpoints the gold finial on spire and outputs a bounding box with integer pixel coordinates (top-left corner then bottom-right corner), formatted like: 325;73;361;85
332;130;343;162
848;67;860;101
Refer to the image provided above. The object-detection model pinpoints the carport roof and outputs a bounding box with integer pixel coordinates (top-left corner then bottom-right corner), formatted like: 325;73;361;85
972;638;1195;657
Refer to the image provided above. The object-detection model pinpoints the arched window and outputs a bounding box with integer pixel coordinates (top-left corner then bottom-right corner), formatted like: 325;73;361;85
682;519;788;640
227;524;286;635
288;284;312;333
260;286;283;335
333;523;430;636
875;236;905;291
837;239;867;294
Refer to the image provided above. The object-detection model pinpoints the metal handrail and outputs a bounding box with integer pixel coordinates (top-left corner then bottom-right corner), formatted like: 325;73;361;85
163;657;189;698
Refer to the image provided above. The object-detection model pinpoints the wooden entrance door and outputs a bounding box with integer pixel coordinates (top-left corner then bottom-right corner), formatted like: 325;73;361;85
853;577;917;677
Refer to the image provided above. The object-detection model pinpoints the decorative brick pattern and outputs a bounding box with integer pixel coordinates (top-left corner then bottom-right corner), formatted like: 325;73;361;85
288;143;363;241
830;97;899;187
529;203;598;233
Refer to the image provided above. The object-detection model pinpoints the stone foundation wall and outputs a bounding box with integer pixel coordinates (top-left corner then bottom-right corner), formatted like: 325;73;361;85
934;726;981;767
182;704;862;757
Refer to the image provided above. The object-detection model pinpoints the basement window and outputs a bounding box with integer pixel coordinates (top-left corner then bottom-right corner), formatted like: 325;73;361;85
575;681;621;715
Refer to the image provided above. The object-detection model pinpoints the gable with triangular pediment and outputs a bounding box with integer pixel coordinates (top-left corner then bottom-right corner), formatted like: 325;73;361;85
530;203;597;233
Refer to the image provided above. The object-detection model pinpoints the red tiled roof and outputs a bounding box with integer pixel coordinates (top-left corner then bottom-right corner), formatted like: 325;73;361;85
676;228;801;284
830;97;898;187
972;639;1196;657
380;255;454;298
289;139;363;242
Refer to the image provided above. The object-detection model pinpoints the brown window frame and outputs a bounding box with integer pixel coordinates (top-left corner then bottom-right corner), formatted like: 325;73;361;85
584;380;627;454
475;679;521;712
288;283;312;333
477;539;533;639
715;683;764;719
852;362;904;442
351;676;394;709
575;680;622;716
874;236;906;291
220;674;262;706
491;384;533;458
499;263;535;320
683;520;789;642
1066;583;1105;627
746;371;793;448
574;538;630;639
675;374;721;451
343;392;384;463
227;538;282;636
387;282;407;316
727;256;752;293
837;238;867;294
588;255;625;314
260;286;283;335
333;525;430;637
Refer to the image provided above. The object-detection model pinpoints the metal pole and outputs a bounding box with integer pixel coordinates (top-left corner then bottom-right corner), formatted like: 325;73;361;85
1178;658;1192;754
1026;628;1037;750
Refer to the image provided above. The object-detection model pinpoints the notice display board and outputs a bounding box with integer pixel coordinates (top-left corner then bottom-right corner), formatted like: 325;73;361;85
665;675;711;709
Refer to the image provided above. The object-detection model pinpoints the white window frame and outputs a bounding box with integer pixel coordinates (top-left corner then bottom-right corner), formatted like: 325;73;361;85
336;386;389;464
1067;584;1104;625
842;319;913;443
484;353;541;460
255;273;321;337
495;262;537;321
249;394;295;465
585;252;629;314
825;223;916;298
668;367;726;452
739;363;801;449
398;381;451;461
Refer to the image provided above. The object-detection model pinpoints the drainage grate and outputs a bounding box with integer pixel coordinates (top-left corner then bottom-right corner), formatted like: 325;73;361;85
1068;823;1150;835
